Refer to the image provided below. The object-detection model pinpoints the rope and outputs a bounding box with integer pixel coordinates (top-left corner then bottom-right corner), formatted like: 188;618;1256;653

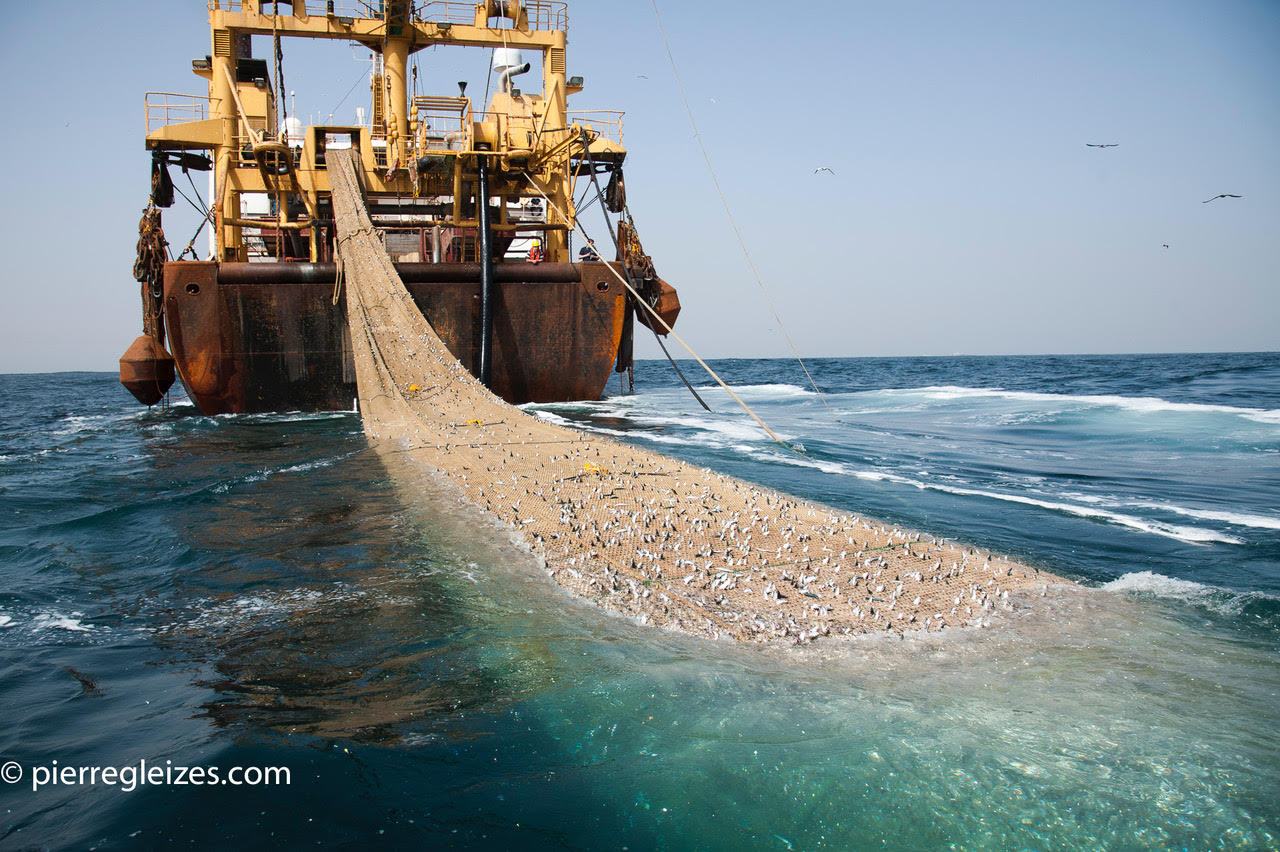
178;208;215;260
332;235;345;305
330;63;372;123
272;6;287;134
577;154;710;412
650;0;836;421
522;162;784;444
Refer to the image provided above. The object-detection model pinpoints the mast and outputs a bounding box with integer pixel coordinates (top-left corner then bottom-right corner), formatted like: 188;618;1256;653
382;0;412;168
210;25;239;260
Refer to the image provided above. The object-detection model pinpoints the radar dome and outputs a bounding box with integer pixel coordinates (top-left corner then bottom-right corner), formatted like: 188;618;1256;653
284;116;304;148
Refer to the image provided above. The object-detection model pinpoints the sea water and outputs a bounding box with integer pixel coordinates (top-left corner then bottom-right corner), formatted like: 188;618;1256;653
0;353;1276;849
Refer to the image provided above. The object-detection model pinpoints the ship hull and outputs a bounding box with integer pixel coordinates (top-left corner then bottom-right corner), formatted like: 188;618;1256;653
163;261;632;414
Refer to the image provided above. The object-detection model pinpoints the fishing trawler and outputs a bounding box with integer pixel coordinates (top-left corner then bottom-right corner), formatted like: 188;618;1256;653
122;0;680;413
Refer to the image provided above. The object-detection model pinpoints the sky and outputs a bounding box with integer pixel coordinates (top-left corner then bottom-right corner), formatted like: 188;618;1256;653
0;0;1276;373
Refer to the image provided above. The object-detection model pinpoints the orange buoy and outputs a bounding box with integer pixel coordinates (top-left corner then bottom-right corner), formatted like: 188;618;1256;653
119;335;176;406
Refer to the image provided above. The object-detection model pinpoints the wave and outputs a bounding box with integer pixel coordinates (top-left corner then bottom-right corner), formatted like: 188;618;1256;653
692;383;818;400
46;411;138;438
924;486;1243;545
885;386;1280;423
525;406;789;449
210;451;358;492
532;388;1262;547
0;610;107;647
1103;571;1279;617
1129;502;1280;532
729;447;1242;545
161;584;415;635
33;612;93;632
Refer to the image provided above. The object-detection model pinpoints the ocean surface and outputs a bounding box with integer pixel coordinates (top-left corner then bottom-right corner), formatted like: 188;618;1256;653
1;352;1277;849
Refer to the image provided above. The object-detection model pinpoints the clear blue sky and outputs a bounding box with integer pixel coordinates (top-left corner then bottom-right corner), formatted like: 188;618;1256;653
1;0;1276;373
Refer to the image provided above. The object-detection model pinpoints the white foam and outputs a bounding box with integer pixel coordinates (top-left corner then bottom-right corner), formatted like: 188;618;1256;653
526;408;691;446
1103;571;1277;616
694;382;817;401
169;584;416;634
527;404;789;449
279;457;344;475
33;612;92;632
905;484;1242;545
1104;570;1209;597
213;453;352;491
1130;502;1280;532
49;413;122;437
533;384;1257;548
0;614;13;628
885;385;1280;423
735;447;1241;545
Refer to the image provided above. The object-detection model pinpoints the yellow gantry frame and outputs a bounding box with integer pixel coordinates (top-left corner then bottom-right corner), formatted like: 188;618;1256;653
147;0;617;262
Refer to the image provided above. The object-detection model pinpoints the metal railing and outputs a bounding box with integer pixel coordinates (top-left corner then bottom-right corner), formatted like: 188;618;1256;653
521;1;568;32
414;1;474;25
417;1;567;31
145;92;211;135
412;96;471;152
232;118;280;164
210;1;392;18
568;110;624;145
208;0;568;30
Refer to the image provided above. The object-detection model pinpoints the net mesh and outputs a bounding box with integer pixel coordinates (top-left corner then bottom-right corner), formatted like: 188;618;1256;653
329;149;1061;643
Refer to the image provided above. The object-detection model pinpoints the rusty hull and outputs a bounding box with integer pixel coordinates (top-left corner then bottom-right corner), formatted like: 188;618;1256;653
163;261;632;414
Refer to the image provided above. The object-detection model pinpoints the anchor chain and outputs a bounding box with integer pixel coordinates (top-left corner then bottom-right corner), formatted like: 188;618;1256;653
133;205;168;338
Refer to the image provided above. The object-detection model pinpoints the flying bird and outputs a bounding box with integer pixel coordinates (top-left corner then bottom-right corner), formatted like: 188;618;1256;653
813;167;836;175
1086;143;1119;148
1202;194;1241;203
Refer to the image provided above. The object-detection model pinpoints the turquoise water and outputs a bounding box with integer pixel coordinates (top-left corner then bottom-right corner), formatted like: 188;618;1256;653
1;354;1277;849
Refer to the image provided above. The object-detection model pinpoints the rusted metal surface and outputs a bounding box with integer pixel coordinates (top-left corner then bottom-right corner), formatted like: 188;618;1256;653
635;277;681;333
215;261;586;284
118;335;175;406
614;219;681;334
162;260;630;414
163;262;239;413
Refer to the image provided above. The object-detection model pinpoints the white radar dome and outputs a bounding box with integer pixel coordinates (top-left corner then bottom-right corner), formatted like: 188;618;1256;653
284;116;304;147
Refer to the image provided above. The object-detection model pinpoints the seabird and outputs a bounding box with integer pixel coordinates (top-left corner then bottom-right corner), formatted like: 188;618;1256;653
1202;194;1242;203
813;167;836;175
1086;143;1119;148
